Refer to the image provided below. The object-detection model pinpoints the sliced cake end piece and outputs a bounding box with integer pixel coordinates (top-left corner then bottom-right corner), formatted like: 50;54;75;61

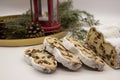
86;26;120;69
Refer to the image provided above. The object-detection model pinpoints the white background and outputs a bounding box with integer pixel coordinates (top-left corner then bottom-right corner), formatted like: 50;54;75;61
0;0;120;24
72;0;120;24
0;0;120;80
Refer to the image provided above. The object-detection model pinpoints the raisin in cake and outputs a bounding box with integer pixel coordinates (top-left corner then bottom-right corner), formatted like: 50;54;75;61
62;37;105;71
86;26;120;69
24;45;57;73
43;37;82;71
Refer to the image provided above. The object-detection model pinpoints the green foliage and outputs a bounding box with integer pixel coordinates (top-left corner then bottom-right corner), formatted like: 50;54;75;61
60;0;73;13
4;14;31;39
60;0;80;29
60;0;99;40
60;9;80;29
4;12;44;39
79;10;99;26
5;25;27;39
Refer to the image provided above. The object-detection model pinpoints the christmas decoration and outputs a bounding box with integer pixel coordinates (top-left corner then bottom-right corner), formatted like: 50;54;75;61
0;0;99;40
30;0;61;33
25;22;44;38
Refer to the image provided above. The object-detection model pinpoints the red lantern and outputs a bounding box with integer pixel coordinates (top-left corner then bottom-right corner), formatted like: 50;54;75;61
30;0;61;33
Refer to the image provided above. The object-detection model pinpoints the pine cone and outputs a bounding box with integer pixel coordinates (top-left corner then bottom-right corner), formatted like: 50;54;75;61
25;23;44;38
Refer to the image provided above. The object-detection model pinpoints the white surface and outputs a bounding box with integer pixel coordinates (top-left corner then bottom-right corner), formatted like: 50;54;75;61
0;0;120;80
0;46;120;80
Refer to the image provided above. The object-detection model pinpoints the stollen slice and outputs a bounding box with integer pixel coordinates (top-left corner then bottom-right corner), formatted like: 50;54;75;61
62;37;105;71
24;45;57;73
43;37;82;71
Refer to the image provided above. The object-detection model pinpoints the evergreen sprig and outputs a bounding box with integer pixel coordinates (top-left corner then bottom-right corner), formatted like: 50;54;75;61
60;0;99;40
4;14;31;39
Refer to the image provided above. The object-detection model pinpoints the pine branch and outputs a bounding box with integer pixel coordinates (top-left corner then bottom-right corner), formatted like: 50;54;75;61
60;0;99;40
